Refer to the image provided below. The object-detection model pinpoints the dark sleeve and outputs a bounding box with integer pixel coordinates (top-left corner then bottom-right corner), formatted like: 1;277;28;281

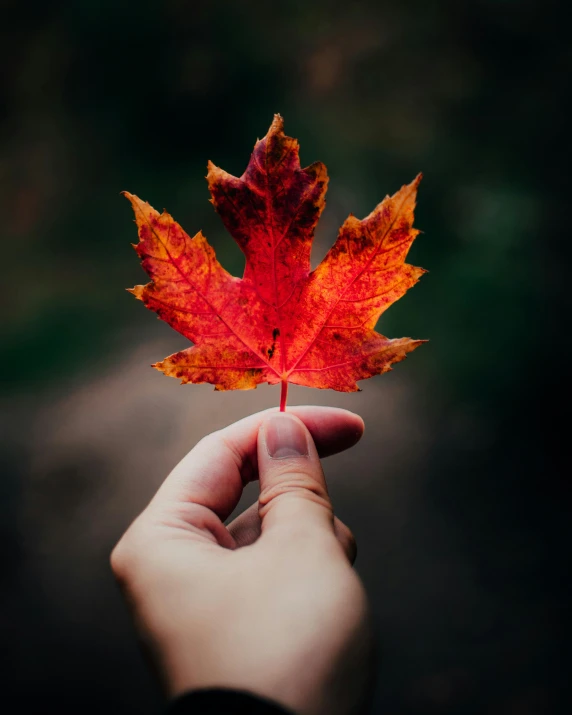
167;688;295;715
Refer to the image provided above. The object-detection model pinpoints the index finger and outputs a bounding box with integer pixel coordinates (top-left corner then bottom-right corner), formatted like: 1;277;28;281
152;406;364;522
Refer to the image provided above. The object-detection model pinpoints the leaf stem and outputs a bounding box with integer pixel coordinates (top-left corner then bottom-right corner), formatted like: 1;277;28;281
279;380;288;412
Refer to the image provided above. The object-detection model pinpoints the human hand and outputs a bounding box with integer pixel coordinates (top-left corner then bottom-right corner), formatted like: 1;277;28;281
111;407;374;715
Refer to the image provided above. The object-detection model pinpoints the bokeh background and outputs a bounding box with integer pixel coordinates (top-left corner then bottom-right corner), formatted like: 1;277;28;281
2;1;570;713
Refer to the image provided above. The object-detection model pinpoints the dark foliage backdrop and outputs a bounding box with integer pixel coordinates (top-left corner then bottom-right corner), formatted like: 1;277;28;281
1;1;570;713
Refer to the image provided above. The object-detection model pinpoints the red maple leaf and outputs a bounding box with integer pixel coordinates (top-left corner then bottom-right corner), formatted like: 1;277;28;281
125;115;426;410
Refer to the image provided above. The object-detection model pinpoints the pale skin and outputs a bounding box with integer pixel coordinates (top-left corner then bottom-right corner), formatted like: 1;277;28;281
111;406;374;715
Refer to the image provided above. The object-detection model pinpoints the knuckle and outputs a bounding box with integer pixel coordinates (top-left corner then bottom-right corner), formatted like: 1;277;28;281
195;432;217;452
259;471;330;510
109;520;145;585
258;484;331;521
345;528;358;564
333;517;357;563
109;539;130;583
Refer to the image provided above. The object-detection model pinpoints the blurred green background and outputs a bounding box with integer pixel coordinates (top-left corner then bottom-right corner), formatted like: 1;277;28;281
1;1;569;713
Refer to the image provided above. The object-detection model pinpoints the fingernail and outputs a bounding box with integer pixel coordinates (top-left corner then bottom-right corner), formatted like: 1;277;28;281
265;414;309;459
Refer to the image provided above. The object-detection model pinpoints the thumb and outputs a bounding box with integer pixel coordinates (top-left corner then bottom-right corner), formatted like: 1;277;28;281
257;412;335;538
